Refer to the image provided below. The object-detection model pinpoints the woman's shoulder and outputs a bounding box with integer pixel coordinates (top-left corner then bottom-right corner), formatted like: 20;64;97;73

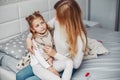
47;18;56;27
47;17;60;29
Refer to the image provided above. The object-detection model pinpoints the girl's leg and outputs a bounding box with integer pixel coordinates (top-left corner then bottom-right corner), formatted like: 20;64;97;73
53;59;73;80
25;76;40;80
16;65;35;80
32;64;61;80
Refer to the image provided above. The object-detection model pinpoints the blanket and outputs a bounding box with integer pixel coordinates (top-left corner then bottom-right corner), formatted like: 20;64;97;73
84;38;109;60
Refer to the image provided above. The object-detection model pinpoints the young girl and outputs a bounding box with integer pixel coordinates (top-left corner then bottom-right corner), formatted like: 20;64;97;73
26;11;73;80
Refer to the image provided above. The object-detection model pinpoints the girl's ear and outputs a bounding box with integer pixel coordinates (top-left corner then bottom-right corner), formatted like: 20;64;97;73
30;28;35;33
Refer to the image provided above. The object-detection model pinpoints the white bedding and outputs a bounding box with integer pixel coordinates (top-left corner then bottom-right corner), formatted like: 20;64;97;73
0;67;16;80
1;55;19;73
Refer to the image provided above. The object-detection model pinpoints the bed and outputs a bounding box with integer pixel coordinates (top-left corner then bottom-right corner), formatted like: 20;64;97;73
0;0;120;80
1;24;120;80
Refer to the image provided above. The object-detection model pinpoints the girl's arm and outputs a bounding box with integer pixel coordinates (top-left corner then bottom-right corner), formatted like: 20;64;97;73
26;35;51;68
34;50;51;68
33;51;59;76
43;46;68;60
47;57;53;66
26;38;34;54
26;33;35;54
32;40;59;77
32;40;51;68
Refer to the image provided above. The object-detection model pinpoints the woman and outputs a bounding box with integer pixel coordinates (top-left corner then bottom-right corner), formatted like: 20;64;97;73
16;0;88;80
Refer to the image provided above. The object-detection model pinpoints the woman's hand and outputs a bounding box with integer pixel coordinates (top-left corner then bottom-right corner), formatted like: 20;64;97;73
43;46;56;57
47;57;53;66
26;38;36;54
47;67;60;77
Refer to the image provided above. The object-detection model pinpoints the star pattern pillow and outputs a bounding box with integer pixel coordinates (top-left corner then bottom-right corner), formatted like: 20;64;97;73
0;30;29;60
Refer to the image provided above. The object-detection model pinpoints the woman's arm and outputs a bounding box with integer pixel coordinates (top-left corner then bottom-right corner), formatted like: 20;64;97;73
44;37;84;69
72;36;84;69
47;67;60;77
43;46;68;60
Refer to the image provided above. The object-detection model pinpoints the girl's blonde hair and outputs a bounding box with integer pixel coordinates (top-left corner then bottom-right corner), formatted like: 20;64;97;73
54;0;88;57
26;11;50;39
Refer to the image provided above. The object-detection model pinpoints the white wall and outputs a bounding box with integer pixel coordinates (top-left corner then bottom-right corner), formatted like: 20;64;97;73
76;0;88;19
0;0;26;6
0;0;88;19
0;0;53;42
0;0;88;42
90;0;117;30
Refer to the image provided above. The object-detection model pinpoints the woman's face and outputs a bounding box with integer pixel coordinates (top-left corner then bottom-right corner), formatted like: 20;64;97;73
32;18;47;34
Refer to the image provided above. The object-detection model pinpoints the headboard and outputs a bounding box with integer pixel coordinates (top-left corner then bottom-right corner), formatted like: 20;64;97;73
0;0;88;43
0;0;58;43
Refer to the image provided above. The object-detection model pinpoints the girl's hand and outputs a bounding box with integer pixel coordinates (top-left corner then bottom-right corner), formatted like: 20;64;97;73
26;38;36;54
47;67;60;77
43;46;56;57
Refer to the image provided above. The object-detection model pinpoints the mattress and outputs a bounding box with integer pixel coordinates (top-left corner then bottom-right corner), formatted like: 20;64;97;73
1;55;19;73
0;67;16;80
0;54;18;80
0;27;120;80
72;27;120;80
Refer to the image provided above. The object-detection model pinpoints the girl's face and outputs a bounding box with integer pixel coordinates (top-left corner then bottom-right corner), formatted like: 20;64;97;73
32;18;47;34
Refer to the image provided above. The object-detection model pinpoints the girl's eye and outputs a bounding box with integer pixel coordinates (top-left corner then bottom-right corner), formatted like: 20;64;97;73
35;24;39;28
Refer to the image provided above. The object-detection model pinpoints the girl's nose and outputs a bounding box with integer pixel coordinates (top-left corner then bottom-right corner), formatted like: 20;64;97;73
39;24;43;28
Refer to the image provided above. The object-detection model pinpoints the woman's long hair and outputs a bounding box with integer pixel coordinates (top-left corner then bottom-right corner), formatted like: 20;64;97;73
54;0;88;57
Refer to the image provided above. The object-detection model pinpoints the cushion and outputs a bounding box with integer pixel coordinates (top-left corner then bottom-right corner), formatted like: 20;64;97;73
0;30;29;60
0;52;6;65
1;55;19;73
16;53;31;70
